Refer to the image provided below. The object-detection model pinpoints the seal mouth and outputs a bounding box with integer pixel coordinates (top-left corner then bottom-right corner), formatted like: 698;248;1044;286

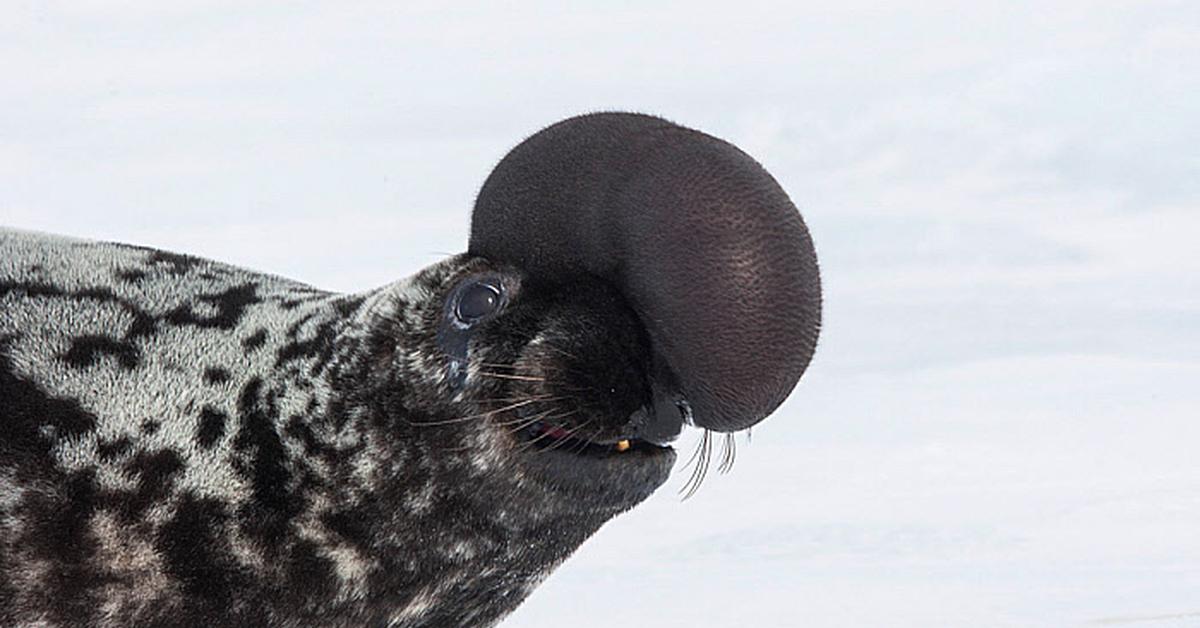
507;411;676;507
520;420;669;458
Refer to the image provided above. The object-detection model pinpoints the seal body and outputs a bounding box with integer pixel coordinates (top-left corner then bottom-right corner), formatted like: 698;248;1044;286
0;111;822;627
0;228;671;627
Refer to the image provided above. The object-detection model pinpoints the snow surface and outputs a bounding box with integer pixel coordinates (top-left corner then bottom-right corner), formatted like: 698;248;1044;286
3;2;1198;626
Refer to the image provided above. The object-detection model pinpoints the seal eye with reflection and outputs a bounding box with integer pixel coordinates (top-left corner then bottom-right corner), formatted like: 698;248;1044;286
455;281;502;324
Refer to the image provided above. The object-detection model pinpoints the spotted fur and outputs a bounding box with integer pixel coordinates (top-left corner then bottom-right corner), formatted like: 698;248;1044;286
0;112;823;627
0;228;673;627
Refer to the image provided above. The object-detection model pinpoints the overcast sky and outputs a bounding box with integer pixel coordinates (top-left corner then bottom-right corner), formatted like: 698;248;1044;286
3;2;1199;627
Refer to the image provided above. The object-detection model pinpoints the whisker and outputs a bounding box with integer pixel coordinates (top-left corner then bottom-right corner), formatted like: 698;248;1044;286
410;397;544;426
680;429;707;469
571;427;607;455
516;410;587;455
472;395;556;404
537;342;582;363
475;358;595;391
541;420;594;454
476;362;523;370
541;408;580;422
680;429;713;500
436;412;549;453
530;342;601;380
498;404;575;429
479;367;589;389
478;371;546;382
515;423;561;454
718;432;736;474
504;409;554;437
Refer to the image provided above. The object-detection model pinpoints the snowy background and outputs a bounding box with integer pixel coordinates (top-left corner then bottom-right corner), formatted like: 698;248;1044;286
3;2;1199;626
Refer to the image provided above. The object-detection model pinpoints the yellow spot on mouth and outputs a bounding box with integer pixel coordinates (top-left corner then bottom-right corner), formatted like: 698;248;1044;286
615;440;631;452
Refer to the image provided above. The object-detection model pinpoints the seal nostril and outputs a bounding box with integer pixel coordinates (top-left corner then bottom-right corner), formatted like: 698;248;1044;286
622;406;652;432
631;391;684;445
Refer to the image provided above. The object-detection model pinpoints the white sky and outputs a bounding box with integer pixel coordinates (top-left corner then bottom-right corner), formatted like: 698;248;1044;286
3;2;1199;626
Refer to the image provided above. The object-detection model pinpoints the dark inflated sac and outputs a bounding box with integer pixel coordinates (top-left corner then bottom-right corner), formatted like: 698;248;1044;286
0;112;821;627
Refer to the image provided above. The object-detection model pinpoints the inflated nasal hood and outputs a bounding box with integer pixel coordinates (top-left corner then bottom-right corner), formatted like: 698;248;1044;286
469;112;821;432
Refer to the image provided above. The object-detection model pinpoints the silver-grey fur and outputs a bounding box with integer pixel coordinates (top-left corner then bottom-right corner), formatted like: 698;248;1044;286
1;228;671;626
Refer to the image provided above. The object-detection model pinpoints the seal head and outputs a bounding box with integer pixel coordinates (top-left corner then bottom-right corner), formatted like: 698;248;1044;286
470;112;822;434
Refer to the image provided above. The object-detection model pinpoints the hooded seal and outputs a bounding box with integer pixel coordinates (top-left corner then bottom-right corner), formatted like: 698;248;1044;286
0;112;821;627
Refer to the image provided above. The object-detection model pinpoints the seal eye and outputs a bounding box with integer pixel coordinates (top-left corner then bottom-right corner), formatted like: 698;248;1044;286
456;281;502;323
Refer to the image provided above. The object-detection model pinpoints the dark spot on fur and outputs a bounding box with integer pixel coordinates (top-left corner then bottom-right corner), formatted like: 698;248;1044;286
12;280;110;308
197;407;227;449
0;340;98;451
284;415;324;456
26;471;102;624
97;436;134;462
0;340;106;623
334;296;365;317
76;286;120;301
117;268;147;282
158;494;245;607
61;335;141;370
284;313;318;338
0;280;64;300
165;283;260;330
274;300;361;376
126;312;159;339
242;328;268;350
117;448;183;521
324;502;379;550
233;378;301;548
146;250;204;276
203;366;231;385
141;419;161;435
275;320;339;375
276;289;328;311
281;539;338;611
0;549;11;622
0;280;160;341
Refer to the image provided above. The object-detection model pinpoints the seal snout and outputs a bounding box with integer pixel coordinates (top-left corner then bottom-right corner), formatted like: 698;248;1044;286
460;279;677;501
492;276;683;455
